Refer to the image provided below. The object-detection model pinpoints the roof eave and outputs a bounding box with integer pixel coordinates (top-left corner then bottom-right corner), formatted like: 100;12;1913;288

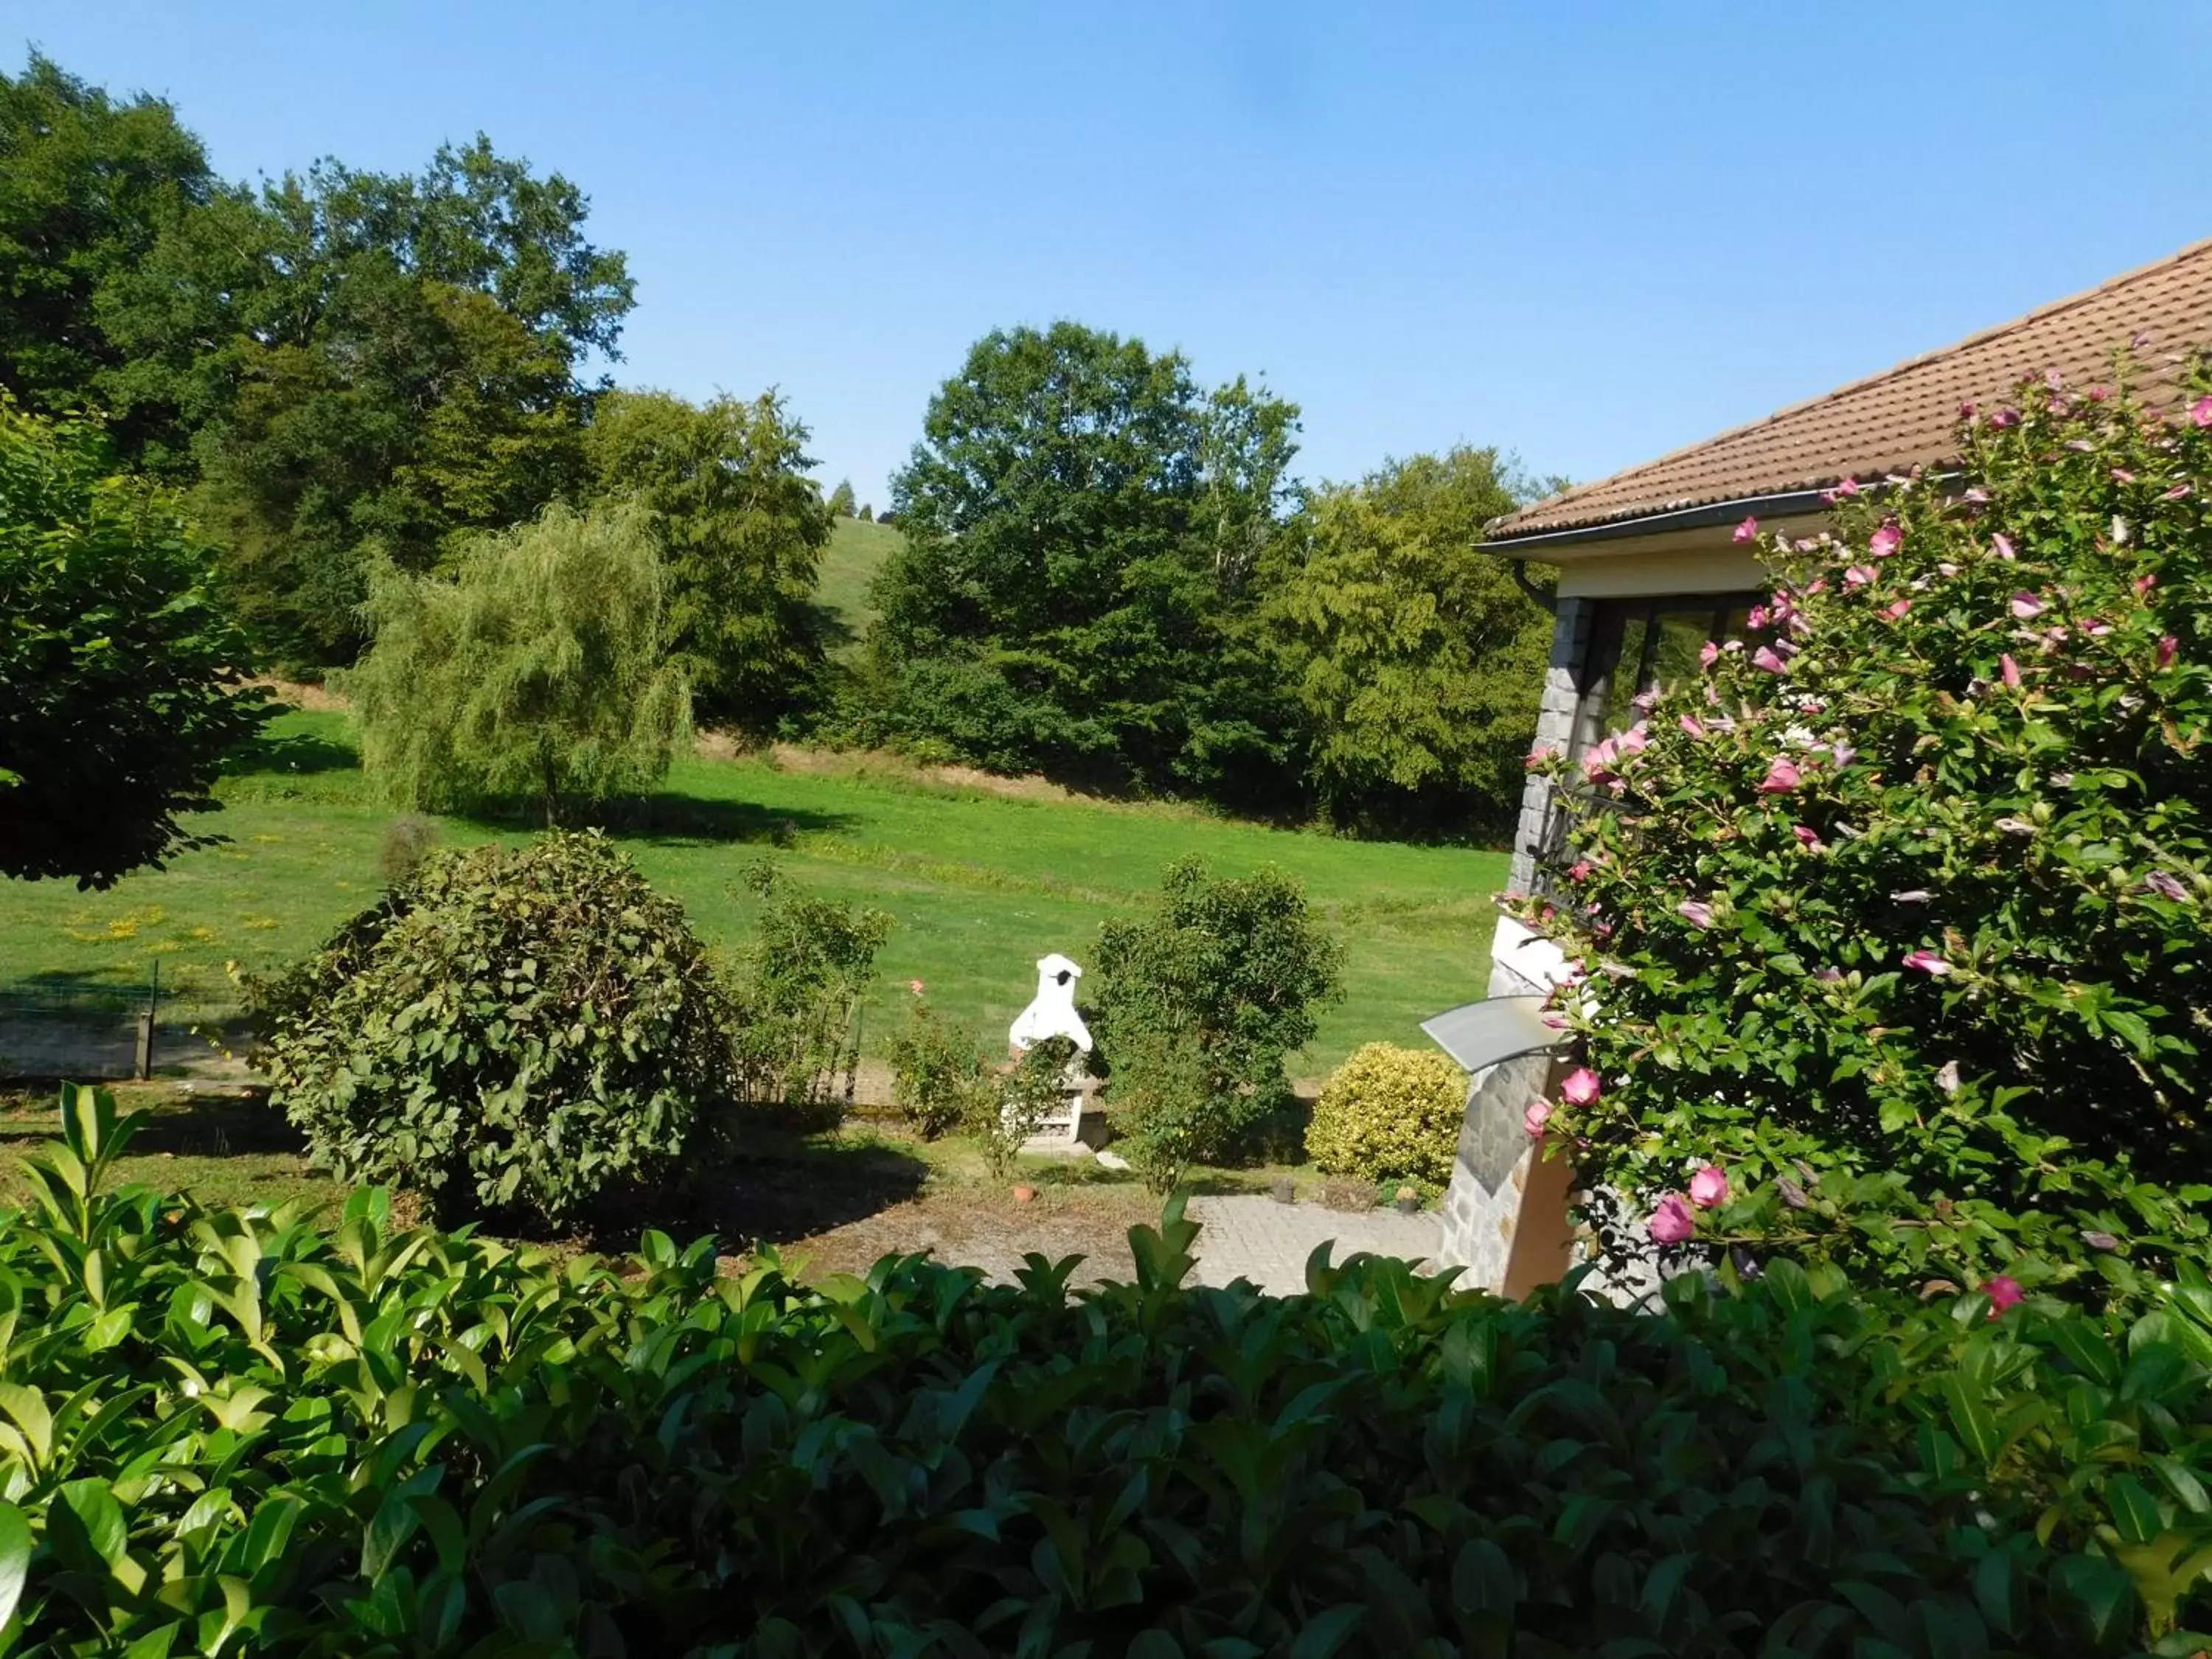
1484;487;1835;557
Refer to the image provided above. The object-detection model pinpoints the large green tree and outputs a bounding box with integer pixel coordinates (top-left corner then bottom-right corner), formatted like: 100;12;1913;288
0;403;267;887
94;132;634;667
865;323;1304;801
1275;448;1552;835
344;501;689;826
582;389;833;732
0;54;215;473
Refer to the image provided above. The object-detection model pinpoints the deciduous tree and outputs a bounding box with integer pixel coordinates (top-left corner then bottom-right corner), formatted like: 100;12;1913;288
582;389;832;731
0;54;214;473
1276;448;1552;835
866;323;1306;801
345;501;688;825
0;403;267;887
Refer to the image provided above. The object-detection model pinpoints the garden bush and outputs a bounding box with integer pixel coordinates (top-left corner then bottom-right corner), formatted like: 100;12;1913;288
1307;1040;1467;1185
886;982;984;1138
6;1084;2212;1655
1094;856;1341;1183
970;1034;1077;1180
257;830;733;1228
1523;364;2212;1303
724;860;891;1113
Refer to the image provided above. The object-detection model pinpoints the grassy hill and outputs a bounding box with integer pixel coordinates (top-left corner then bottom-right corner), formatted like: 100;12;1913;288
0;709;1507;1079
813;515;903;657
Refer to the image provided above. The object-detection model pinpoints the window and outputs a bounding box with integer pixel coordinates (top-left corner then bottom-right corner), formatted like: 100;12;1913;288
1526;592;1761;900
1568;594;1759;760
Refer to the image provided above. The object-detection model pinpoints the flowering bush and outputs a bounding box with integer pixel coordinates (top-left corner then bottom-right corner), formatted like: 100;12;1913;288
1306;1041;1468;1184
1523;367;2212;1301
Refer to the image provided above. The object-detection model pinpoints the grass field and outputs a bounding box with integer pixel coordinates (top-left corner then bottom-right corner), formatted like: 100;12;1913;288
813;515;902;657
0;707;1508;1077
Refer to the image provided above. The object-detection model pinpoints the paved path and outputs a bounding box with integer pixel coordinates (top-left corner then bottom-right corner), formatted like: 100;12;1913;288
1186;1194;1442;1295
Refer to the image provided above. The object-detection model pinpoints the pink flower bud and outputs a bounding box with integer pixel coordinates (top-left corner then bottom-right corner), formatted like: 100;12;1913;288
1559;1066;1601;1106
2146;870;2189;902
1733;516;1759;543
1699;640;1719;669
1751;646;1788;675
1833;476;1860;497
1523;1099;1553;1138
1568;859;1593;882
1902;950;1952;975
2000;653;2021;687
1879;599;1912;622
1647;1194;1697;1245
1677;900;1714;929
1756;757;1801;794
2008;591;2044;619
1688;1166;1729;1209
2158;635;2180;668
1843;564;1875;588
1792;824;1821;848
1678;714;1706;739
2193;395;2212;428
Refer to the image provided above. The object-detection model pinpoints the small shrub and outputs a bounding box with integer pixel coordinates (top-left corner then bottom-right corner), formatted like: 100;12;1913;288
1525;365;2212;1302
726;860;892;1113
973;1036;1076;1180
1306;1041;1467;1184
257;830;732;1228
1093;857;1343;1173
375;812;440;888
888;987;984;1138
9;1086;2212;1656
1105;1023;1218;1192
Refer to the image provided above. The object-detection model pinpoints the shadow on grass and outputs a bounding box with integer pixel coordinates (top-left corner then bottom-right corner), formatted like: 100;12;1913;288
224;727;361;778
444;792;859;849
673;1131;932;1247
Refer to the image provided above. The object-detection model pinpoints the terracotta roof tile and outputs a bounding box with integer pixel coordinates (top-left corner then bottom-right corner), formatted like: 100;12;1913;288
1491;238;2212;542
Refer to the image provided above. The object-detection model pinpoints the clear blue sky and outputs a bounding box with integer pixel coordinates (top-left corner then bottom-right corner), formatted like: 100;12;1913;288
18;2;2212;506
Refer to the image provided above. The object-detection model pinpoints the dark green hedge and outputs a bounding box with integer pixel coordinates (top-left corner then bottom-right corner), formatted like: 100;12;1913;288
4;1086;2210;1656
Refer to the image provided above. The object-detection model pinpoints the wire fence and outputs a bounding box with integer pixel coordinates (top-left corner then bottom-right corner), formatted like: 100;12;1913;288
0;964;170;1081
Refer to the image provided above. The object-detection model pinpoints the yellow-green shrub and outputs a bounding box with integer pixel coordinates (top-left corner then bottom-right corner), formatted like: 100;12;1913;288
1305;1041;1466;1184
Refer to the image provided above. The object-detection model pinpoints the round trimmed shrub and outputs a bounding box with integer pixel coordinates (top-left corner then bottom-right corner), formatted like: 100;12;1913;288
1305;1041;1467;1184
258;830;734;1227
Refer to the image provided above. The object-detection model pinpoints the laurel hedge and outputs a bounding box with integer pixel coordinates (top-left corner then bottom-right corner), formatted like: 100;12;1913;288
1;1085;2209;1655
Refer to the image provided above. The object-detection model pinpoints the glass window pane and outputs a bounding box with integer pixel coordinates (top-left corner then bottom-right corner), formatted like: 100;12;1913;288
1593;611;1650;741
1644;608;1716;699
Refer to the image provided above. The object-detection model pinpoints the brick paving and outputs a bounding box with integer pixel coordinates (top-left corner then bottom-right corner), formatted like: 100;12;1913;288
1186;1194;1444;1295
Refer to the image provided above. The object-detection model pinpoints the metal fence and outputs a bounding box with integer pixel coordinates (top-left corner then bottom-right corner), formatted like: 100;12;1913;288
0;964;167;1081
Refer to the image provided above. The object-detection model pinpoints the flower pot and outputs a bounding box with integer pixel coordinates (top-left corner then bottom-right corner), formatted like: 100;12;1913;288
1012;1184;1038;1203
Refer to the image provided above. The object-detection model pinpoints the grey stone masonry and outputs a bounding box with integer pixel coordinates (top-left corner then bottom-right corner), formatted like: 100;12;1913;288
1506;596;1595;894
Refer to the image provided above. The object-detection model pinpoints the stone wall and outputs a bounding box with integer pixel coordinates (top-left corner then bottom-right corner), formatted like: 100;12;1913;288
1506;595;1594;894
1439;594;1594;1293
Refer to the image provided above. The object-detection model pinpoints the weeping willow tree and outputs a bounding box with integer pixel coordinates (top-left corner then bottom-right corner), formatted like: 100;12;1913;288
346;503;689;824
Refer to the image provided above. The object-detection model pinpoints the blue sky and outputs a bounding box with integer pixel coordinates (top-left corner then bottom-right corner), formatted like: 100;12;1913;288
18;3;2212;505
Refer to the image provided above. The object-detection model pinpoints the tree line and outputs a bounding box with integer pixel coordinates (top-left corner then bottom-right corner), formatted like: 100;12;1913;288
1;49;1557;887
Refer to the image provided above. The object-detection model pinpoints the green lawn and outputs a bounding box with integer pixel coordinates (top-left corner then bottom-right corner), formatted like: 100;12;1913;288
813;515;903;658
0;709;1507;1075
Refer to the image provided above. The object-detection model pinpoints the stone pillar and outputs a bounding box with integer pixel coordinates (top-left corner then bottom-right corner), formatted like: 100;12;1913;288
1435;923;1576;1290
1439;594;1596;1295
1506;595;1594;895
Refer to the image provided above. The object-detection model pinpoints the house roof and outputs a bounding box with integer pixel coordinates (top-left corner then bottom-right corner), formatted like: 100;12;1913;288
1489;237;2212;546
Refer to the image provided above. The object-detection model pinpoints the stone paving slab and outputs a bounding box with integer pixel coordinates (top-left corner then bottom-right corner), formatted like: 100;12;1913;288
1187;1194;1444;1295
